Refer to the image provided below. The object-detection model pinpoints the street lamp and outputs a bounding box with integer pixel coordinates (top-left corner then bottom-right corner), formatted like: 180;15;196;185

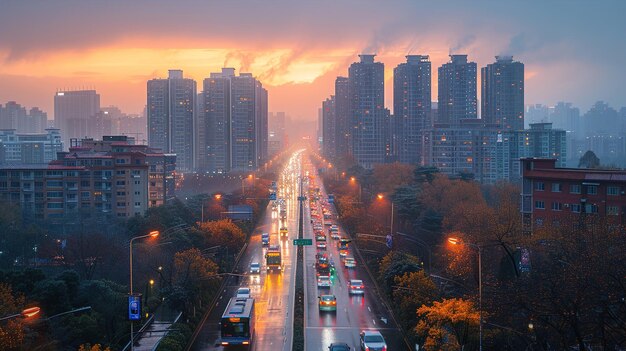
448;236;483;351
0;306;41;321
129;230;159;351
377;194;394;249
349;177;362;202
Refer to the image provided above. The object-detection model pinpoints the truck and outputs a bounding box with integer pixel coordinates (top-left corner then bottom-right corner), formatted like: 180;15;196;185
265;245;282;272
261;232;270;246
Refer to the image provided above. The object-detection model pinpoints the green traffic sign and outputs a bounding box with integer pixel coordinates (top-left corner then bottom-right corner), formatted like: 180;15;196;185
293;238;313;246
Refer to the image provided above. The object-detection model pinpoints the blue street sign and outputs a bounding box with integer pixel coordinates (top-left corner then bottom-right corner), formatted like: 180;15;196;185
386;235;393;249
328;194;335;203
269;192;277;200
128;294;142;321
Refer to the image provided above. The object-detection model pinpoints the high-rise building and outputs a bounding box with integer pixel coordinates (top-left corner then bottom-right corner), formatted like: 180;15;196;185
198;68;268;173
334;77;351;158
0;128;63;165
54;90;100;148
0;102;48;133
321;96;336;158
481;56;524;130
349;54;387;169
437;55;477;125
147;70;196;172
393;55;432;165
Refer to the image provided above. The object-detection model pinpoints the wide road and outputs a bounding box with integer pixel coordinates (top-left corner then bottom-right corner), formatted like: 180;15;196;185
191;151;304;351
302;156;408;350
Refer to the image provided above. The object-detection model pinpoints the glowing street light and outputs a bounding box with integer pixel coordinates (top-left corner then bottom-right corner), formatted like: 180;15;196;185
129;230;159;351
447;236;483;351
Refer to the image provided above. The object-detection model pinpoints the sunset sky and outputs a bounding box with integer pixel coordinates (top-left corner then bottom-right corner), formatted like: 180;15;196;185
1;0;625;121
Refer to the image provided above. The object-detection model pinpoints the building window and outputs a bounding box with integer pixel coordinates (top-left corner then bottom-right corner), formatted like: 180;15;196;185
47;202;64;209
116;181;126;186
116;170;126;175
607;186;620;196
117;192;126;196
135;202;141;207
587;185;598;195
534;182;545;191
135;191;141;195
81;181;90;187
535;218;543;226
571;204;581;213
81;192;90;200
607;206;619;215
585;204;598;213
116;202;126;207
551;202;562;211
535;201;545;209
551;183;562;192
570;184;581;194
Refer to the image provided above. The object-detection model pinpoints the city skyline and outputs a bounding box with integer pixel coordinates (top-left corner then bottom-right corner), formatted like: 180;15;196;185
1;1;626;121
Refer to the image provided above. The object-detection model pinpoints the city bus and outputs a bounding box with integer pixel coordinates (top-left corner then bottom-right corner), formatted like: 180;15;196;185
221;297;255;347
265;245;282;272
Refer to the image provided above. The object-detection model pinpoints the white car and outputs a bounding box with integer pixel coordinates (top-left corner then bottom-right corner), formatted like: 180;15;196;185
250;262;260;274
359;330;386;351
236;287;251;298
316;241;327;250
317;275;331;288
344;257;356;268
349;279;364;295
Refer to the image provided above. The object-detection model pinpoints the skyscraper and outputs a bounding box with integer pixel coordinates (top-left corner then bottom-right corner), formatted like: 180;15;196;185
198;68;268;173
437;55;477;125
393;55;432;165
147;70;196;172
481;56;524;130
53;90;100;147
321;96;336;158
349;54;386;169
334;77;351;158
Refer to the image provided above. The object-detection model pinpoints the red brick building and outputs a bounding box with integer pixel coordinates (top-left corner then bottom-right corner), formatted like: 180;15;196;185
521;158;626;233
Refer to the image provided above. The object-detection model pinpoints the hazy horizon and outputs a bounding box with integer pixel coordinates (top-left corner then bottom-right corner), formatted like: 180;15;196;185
2;0;626;122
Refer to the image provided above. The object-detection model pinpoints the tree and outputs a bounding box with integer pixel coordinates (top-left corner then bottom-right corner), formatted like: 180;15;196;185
372;162;415;194
393;271;437;329
170;248;220;315
578;150;600;168
415;298;480;351
378;251;423;293
0;283;26;349
192;219;246;252
78;344;112;351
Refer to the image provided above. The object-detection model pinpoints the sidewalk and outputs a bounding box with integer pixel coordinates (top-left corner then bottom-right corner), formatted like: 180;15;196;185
132;305;182;351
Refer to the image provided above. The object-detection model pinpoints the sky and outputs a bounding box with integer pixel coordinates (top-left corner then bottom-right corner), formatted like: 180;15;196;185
1;0;626;122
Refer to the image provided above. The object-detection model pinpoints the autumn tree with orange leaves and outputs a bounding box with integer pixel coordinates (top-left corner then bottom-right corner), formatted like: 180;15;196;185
416;298;480;351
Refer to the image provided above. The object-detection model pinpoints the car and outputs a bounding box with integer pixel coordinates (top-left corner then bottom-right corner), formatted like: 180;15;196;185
330;224;338;232
344;257;356;268
349;279;364;295
331;232;340;240
317;275;331;288
328;343;351;351
317;242;327;250
359;330;387;351
318;294;337;312
236;287;251;298
249;262;260;274
339;249;349;258
315;234;326;242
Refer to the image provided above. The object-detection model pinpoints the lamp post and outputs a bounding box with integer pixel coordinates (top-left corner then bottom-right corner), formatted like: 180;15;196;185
377;194;394;249
0;306;41;321
349;177;362;202
129;230;159;351
448;237;482;351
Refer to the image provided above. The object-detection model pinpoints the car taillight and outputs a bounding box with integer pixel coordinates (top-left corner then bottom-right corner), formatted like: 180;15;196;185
331;301;336;305
243;341;250;345
221;342;229;345
382;346;387;351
